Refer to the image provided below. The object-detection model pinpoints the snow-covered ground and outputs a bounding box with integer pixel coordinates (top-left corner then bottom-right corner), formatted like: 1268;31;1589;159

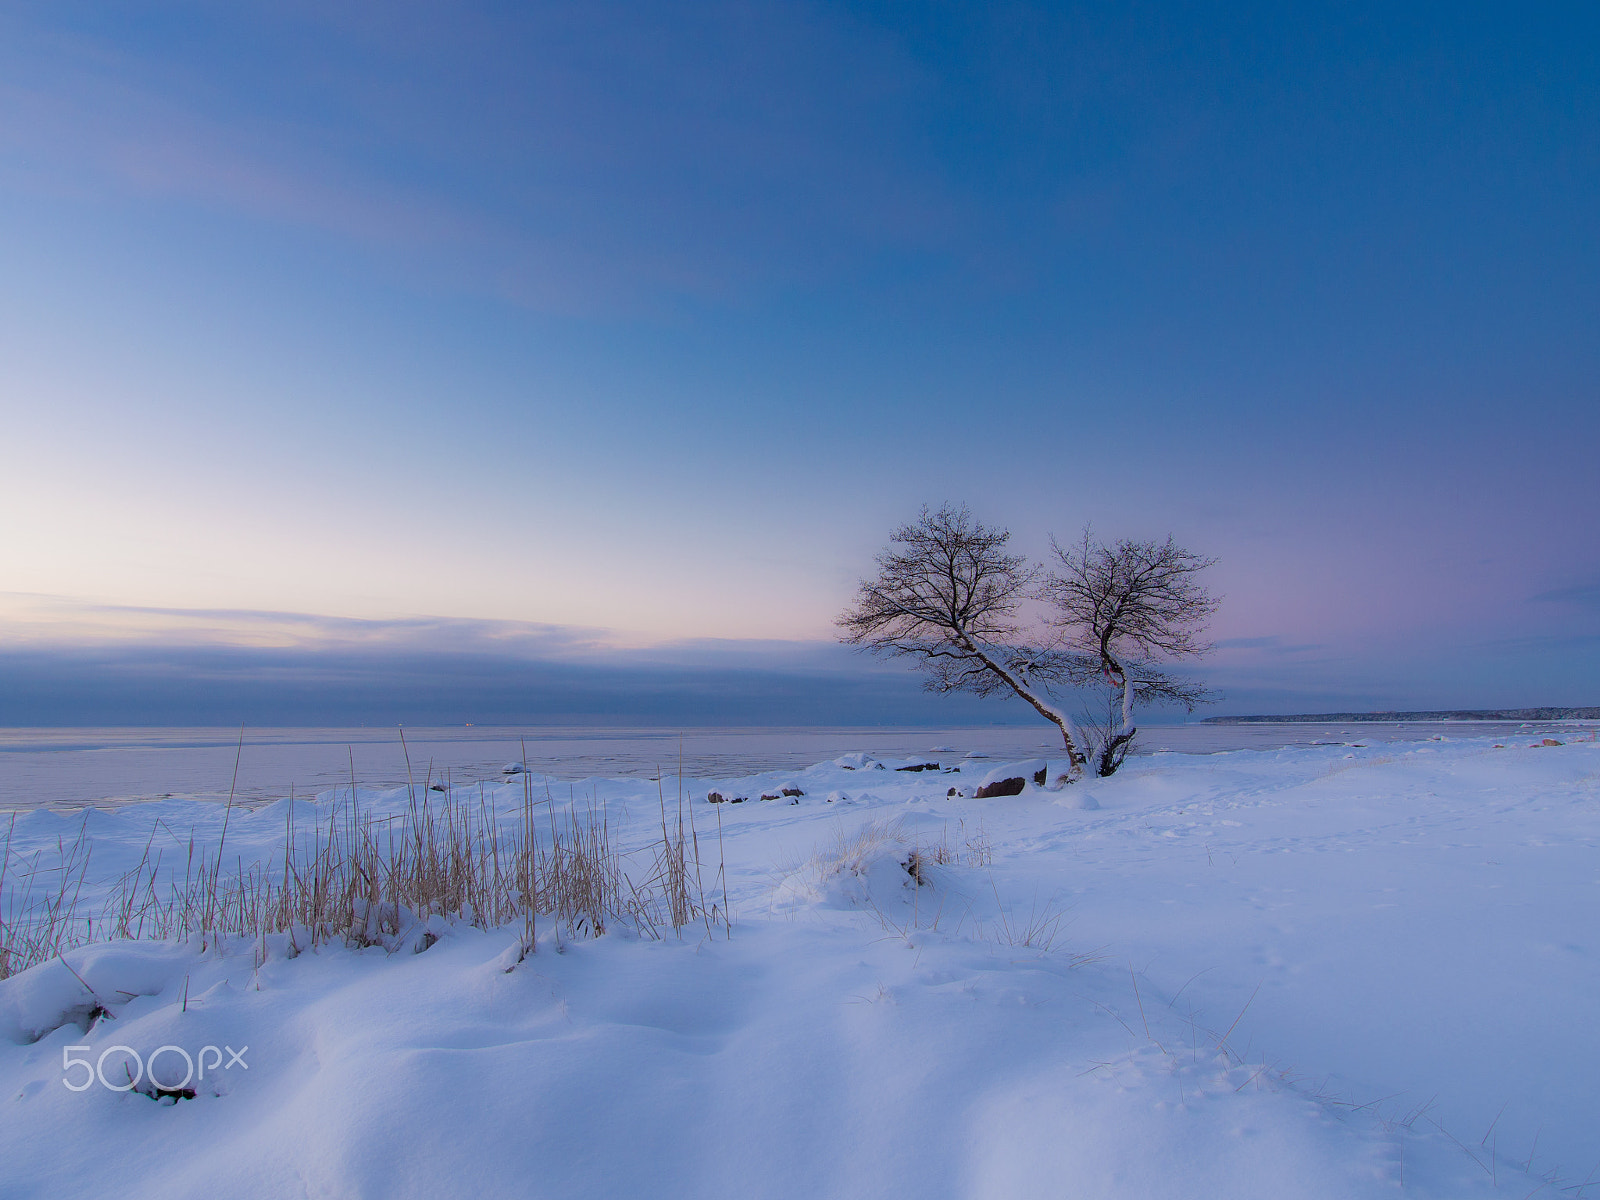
2;732;1597;1197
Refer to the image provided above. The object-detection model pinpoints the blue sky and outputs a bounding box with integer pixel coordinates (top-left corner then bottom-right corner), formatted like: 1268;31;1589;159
1;2;1596;724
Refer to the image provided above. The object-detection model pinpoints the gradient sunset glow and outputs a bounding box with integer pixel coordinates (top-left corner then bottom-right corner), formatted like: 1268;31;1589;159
1;3;1596;722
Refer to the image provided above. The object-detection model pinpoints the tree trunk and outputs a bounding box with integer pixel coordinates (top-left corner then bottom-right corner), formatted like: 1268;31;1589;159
1095;654;1137;777
958;634;1086;771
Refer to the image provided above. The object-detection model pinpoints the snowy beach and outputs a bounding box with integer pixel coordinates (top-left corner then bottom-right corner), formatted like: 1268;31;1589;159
3;730;1597;1197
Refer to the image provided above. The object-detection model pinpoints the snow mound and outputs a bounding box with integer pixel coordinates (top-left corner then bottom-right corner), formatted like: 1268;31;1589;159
770;821;924;914
833;752;886;770
1;943;190;1045
1056;790;1101;810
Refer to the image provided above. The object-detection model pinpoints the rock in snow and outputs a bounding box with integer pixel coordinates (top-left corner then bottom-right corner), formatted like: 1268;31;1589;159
974;758;1049;796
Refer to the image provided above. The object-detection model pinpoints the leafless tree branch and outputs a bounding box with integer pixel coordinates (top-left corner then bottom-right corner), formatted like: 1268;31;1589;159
837;505;1086;768
1039;529;1221;775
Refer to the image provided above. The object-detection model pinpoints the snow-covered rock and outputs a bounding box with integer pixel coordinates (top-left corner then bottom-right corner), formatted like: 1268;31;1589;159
974;758;1048;796
833;752;886;770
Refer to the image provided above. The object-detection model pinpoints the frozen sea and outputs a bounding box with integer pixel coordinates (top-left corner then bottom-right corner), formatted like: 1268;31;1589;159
2;719;1595;811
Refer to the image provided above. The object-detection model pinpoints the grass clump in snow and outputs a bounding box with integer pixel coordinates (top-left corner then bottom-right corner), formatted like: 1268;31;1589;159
0;812;93;980
0;766;725;981
773;817;1080;957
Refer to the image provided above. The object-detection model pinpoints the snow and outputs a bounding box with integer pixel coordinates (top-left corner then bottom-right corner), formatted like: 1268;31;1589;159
3;732;1597;1197
832;751;886;770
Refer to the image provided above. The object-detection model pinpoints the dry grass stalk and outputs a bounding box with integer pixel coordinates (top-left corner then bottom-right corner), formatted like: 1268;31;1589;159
1;772;726;980
1;814;97;979
915;820;993;869
621;771;714;939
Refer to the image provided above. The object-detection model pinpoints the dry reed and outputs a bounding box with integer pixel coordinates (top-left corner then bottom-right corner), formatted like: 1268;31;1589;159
0;770;725;981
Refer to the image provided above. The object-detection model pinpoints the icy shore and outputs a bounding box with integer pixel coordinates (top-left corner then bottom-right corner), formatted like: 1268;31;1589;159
2;734;1596;1198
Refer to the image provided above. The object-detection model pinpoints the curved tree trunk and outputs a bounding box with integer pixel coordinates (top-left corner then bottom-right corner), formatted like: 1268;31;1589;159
958;633;1086;771
1094;654;1138;777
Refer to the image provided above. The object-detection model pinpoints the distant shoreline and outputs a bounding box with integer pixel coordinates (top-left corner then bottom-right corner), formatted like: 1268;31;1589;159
1205;707;1600;724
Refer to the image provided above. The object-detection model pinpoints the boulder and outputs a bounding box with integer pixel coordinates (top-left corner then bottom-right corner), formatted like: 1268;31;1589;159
975;776;1025;798
974;758;1048;798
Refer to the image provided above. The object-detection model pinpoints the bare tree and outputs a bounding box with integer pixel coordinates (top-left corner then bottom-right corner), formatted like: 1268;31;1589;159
837;505;1087;770
1041;531;1219;776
